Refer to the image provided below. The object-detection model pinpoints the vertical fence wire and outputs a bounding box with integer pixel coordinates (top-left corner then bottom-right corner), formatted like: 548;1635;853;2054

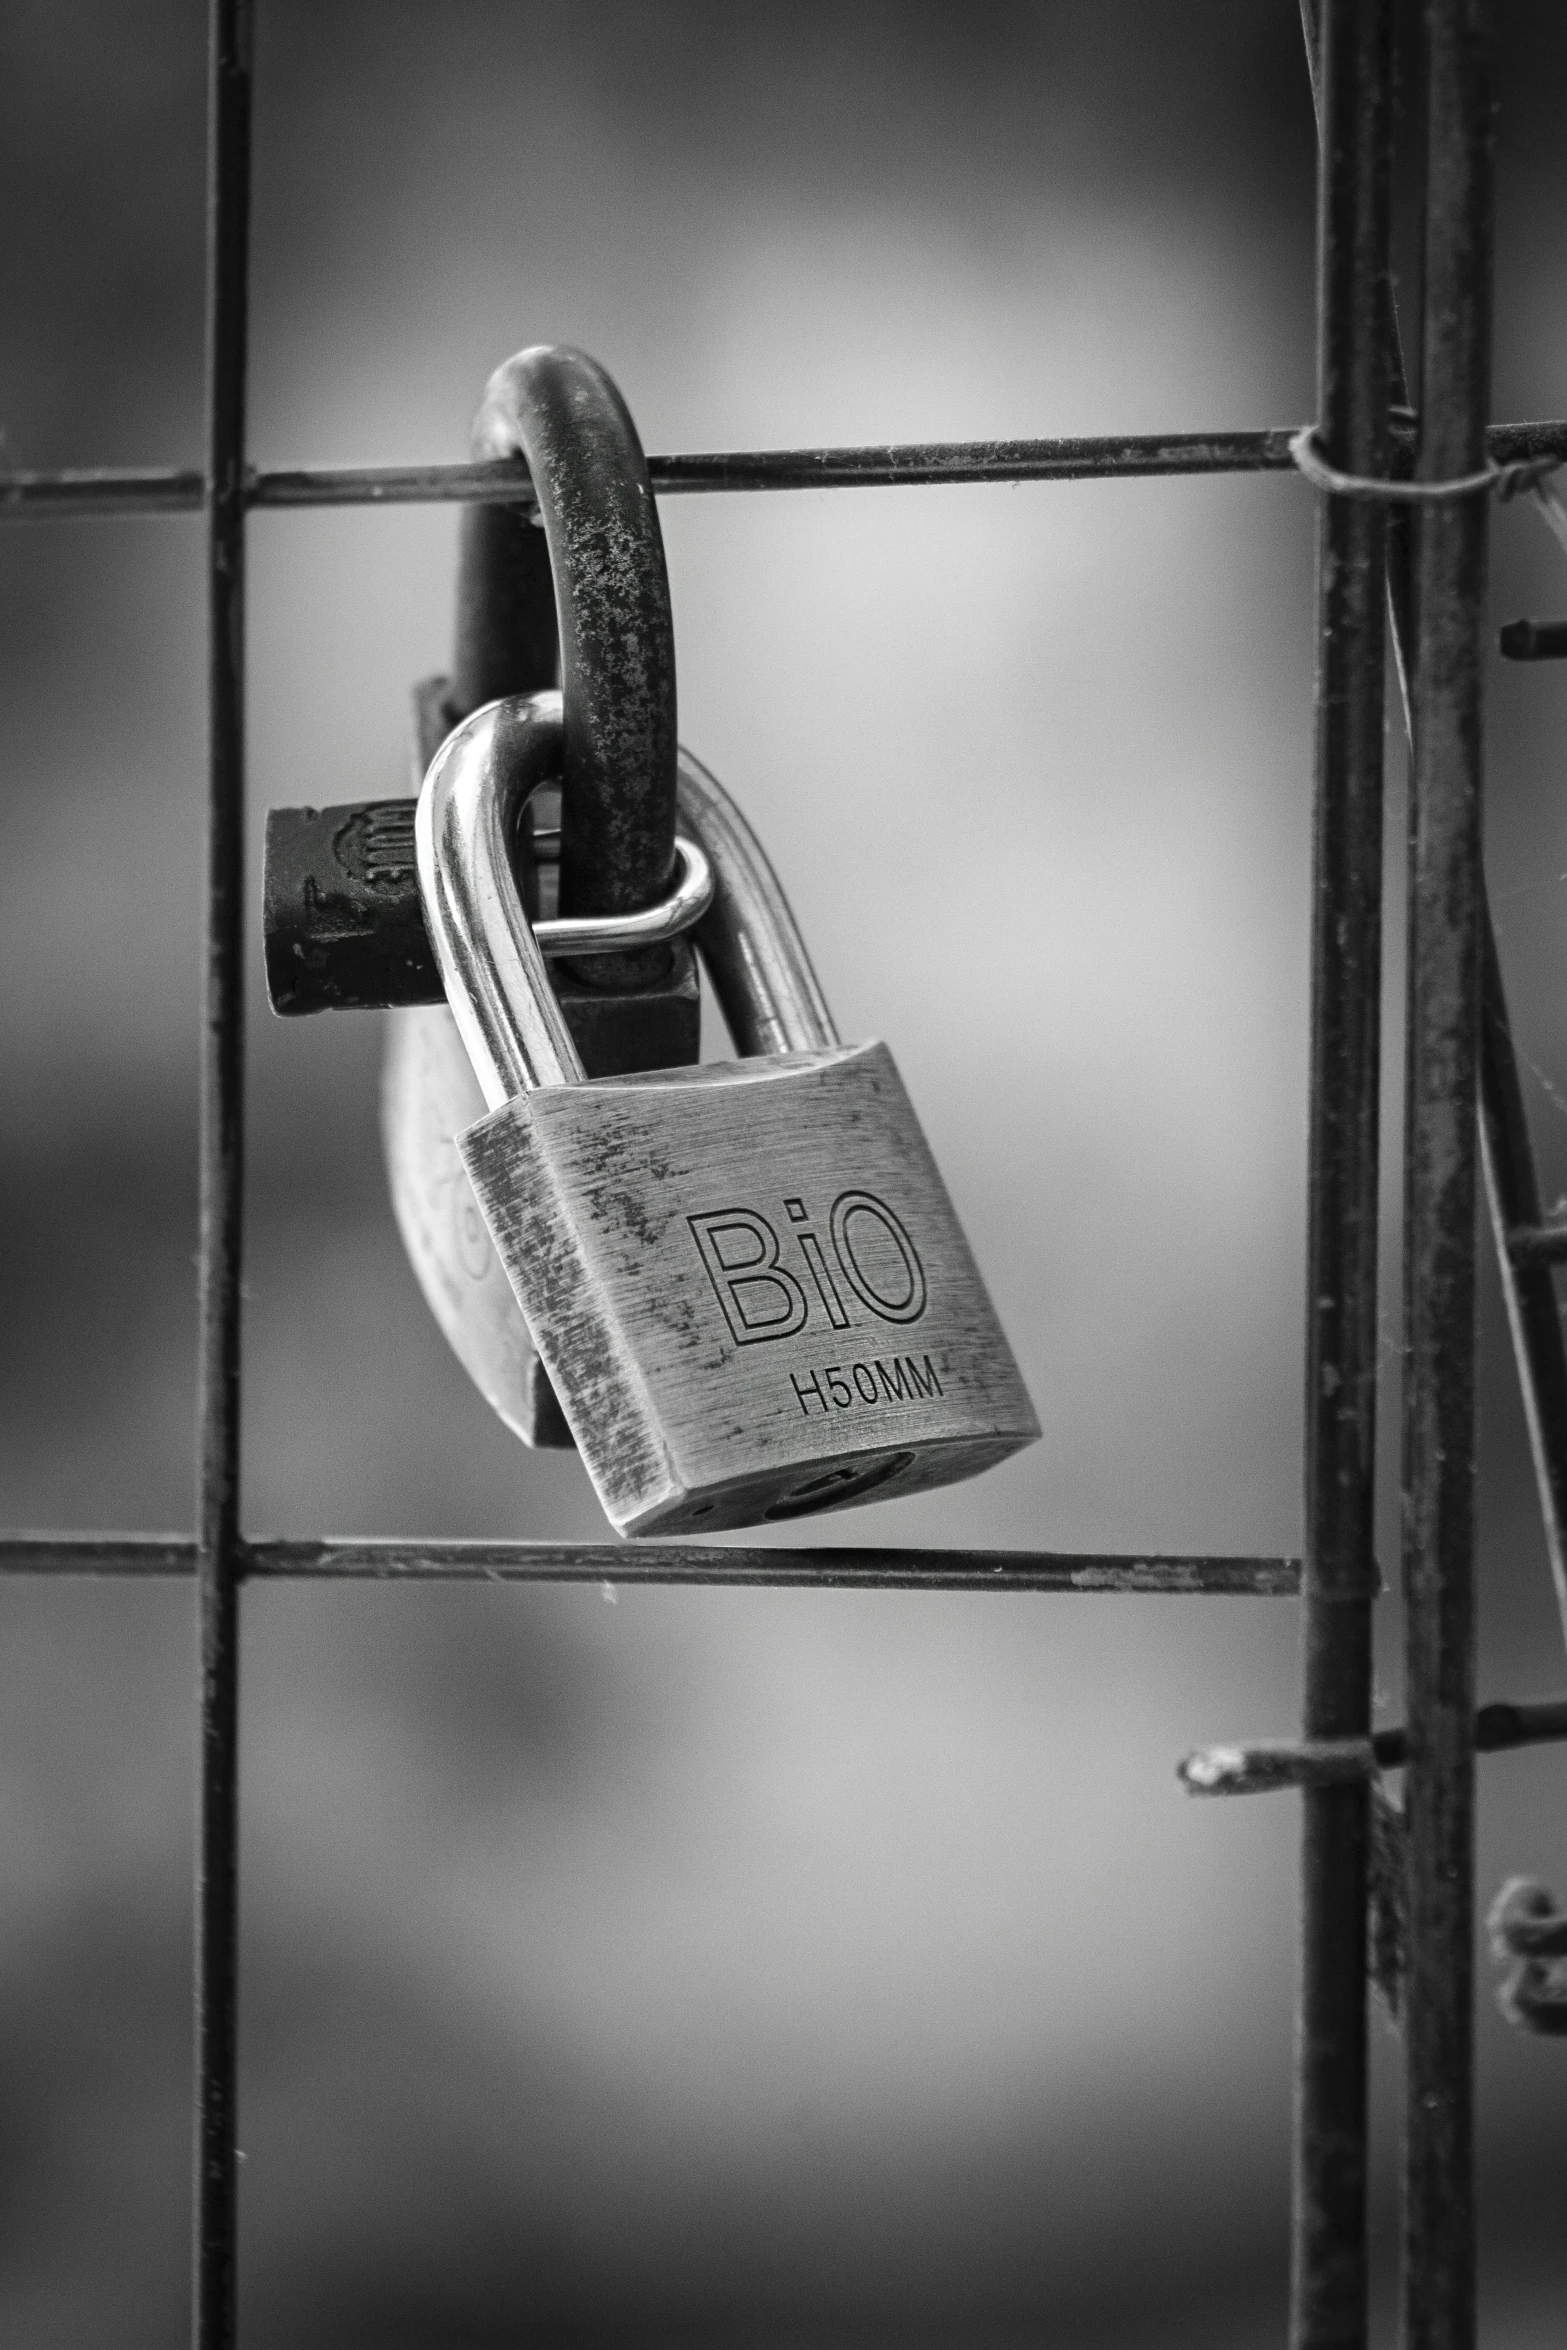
195;0;252;2343
1401;3;1495;2343
1352;0;1567;1670
1292;6;1392;2345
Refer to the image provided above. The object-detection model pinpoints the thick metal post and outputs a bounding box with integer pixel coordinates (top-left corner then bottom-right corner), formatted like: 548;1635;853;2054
195;0;251;2343
1316;0;1567;1661
1401;3;1495;2344
1292;7;1392;2347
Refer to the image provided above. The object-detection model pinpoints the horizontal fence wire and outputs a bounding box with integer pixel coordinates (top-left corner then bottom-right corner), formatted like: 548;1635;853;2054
1182;1697;1567;1794
0;1534;1300;1594
2;417;1566;518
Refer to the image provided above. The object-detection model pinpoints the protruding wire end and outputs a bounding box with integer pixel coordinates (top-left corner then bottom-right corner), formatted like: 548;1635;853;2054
1499;618;1567;661
1181;1696;1567;1799
1178;1738;1374;1795
1178;1743;1252;1793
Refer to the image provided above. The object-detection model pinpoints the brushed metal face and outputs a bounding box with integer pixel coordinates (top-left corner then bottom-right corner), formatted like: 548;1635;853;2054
459;1041;1040;1536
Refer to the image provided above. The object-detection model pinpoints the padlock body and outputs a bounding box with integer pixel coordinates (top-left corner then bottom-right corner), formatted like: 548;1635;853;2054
458;1042;1040;1535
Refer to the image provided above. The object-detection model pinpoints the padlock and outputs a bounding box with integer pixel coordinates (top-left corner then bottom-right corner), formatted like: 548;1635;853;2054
418;689;1041;1537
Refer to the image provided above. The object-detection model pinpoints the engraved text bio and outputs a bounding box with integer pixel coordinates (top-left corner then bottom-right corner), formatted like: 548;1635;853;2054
687;1191;927;1345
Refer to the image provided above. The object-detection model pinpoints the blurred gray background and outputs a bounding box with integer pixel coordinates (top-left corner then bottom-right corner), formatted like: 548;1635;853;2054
1;1;1565;2342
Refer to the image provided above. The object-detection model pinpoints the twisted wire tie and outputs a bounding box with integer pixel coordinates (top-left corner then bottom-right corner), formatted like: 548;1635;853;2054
1288;424;1561;506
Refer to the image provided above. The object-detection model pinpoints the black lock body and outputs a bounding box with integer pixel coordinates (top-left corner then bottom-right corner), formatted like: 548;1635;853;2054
262;678;700;1077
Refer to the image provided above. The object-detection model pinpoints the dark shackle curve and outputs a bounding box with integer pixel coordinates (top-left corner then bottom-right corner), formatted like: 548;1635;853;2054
461;346;679;929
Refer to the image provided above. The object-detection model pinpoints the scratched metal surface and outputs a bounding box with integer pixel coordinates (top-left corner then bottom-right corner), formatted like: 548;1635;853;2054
462;1043;1039;1532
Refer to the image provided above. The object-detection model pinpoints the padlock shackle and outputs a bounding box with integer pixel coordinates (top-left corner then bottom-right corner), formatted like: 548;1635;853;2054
459;347;678;930
676;748;839;1059
419;694;839;1110
419;697;588;1103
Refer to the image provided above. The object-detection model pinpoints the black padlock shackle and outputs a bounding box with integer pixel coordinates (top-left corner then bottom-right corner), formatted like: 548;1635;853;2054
450;346;678;929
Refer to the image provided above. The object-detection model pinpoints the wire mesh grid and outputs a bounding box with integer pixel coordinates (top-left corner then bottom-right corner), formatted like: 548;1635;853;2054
3;2;1566;2344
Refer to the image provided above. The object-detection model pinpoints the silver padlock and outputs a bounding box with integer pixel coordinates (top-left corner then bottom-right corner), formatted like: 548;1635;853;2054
418;691;1040;1536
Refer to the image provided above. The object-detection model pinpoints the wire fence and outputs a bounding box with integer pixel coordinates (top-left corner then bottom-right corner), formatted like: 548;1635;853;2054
2;2;1563;2344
